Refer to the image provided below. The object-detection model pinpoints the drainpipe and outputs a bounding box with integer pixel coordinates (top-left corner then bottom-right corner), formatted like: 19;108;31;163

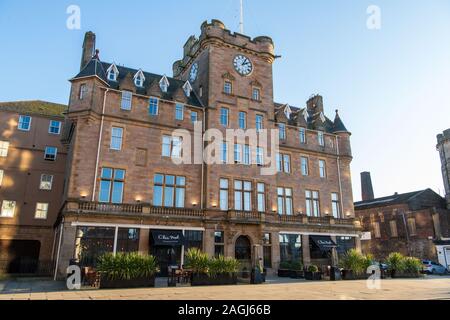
53;217;64;281
91;88;110;201
201;109;206;209
335;135;345;217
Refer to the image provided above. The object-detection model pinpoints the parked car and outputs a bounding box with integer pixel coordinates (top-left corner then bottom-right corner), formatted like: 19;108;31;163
372;261;388;271
422;260;448;275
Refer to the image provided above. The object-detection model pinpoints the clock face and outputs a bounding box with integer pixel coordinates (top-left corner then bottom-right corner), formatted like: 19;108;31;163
233;55;253;76
189;63;198;82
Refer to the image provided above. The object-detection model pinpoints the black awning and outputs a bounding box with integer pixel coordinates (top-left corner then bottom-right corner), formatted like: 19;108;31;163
310;235;337;251
151;230;184;246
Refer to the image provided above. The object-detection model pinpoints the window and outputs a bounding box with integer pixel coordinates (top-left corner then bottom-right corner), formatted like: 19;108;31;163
299;128;306;144
160;77;169;92
110;127;123;150
162;135;182;158
35;203;49;219
18;115;31;131
319;160;327;178
257;183;265;212
234;144;242;164
191;111;198;123
276;153;291;173
79;84;88;100
220;107;229;126
263;233;272;268
0;170;3;187
0;141;9;157
1;200;16;217
49;120;61;134
221;142;228;164
256;147;264;166
214;231;225;257
279;234;302;264
306;190;320;217
148;97;159;115
44;147;57;161
117;228;140;253
121;91;132;110
99;168;125;204
234;180;252;211
408;218;417;236
256;115;263;132
277;187;293;215
153;174;185;208
238;112;246;129
301;157;309;176
252;88;260;101
108;70;117;81
219;179;229;210
331;193;340;218
243;145;250;165
40;174;53;190
135;76;144;87
373;222;381;238
175;104;184;120
279;123;286;140
390;220;398;238
224;81;232;94
318;131;325;146
185;231;203;254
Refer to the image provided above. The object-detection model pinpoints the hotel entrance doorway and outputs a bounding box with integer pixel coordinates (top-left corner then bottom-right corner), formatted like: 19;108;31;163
235;236;252;279
150;230;184;277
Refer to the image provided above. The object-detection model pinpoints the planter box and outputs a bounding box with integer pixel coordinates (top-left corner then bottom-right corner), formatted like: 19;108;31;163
341;270;368;280
191;273;237;286
100;276;155;289
304;271;322;281
277;269;291;277
392;272;422;279
289;270;304;279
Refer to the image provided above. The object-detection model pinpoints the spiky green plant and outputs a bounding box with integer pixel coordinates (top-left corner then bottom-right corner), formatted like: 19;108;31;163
208;255;240;277
308;265;319;273
184;248;210;274
290;261;303;271
97;252;159;280
400;256;422;274
386;252;404;273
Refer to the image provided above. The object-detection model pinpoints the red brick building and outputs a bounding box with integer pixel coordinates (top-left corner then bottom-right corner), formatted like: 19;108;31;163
46;20;361;278
0;101;66;274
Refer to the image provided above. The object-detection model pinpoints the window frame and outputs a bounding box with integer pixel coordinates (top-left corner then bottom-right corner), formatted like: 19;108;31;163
234;180;252;212
318;131;325;146
331;193;340;218
44;146;58;161
277;187;293;215
219;178;229;211
162;135;182;159
223;80;232;95
39;174;54;191
238;111;247;129
121;90;133;111
319;159;327;178
0;200;16;218
148;97;159;116
18;115;32;131
220;107;229;127
79;83;88;100
152;174;186;208
279;123;286;140
99;168;126;204
191;111;198;123
276;153;291;173
0;141;10;157
35;202;49;220
256;115;263;132
175;103;184;121
48;120;62;135
110;127;124;151
299;127;307;144
252;87;261;101
0;169;3;187
257;183;266;213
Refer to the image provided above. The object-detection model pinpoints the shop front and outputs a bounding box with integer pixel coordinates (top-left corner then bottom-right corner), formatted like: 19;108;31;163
309;235;337;268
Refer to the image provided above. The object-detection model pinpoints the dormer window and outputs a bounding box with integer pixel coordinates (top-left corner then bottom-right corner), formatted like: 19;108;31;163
159;75;170;93
302;109;308;122
133;70;145;87
106;63;119;82
182;81;193;97
284;104;292;119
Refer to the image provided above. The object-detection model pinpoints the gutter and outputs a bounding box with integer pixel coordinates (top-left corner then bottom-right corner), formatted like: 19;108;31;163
91;88;110;201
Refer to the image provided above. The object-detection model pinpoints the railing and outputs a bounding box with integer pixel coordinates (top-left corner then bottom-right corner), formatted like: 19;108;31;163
78;201;143;213
148;206;205;218
308;216;332;224
278;214;305;223
228;210;263;222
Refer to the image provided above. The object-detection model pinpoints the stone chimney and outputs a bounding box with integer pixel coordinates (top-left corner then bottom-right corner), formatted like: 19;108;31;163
306;95;324;114
80;31;96;71
361;171;375;201
437;129;450;208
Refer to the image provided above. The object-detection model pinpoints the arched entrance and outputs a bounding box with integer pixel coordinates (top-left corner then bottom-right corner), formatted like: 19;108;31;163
235;236;252;279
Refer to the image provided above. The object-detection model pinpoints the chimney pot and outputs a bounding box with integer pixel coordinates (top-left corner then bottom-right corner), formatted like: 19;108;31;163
361;171;375;201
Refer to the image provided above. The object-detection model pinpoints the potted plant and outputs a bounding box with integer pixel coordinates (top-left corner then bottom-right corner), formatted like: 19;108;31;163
185;248;239;286
289;261;304;279
398;256;422;278
340;249;372;280
277;261;292;277
386;252;404;278
305;265;321;280
97;252;159;289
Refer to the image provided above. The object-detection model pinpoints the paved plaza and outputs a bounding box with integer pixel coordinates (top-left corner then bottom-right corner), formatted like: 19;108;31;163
0;276;449;300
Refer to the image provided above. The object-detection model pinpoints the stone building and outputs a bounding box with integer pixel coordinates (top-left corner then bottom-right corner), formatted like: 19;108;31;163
0;101;66;273
437;129;450;209
53;20;361;277
354;172;450;267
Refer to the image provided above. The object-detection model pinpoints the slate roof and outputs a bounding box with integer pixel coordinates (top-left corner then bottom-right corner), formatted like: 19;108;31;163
274;103;347;134
73;56;204;108
0;100;67;118
354;189;440;210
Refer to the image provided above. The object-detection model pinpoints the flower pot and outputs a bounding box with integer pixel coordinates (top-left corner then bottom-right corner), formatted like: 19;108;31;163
277;269;291;277
305;271;322;281
342;269;354;280
191;273;238;286
99;275;155;289
289;270;304;279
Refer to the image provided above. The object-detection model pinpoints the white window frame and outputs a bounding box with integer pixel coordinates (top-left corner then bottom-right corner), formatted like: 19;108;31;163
35;203;49;220
1;200;16;218
238;111;246;129
219;178;229;211
121;91;133;110
48;120;62;135
279;123;286;140
252;87;260;101
149;97;159;115
79;84;88;100
299;128;306;144
331;193;340;218
224;81;232;94
18;115;32;131
44;147;57;161
0;141;10;157
301;157;309;176
318;131;325;146
319;159;327;178
110;127;124;151
40;174;54;190
191;111;198;123
175;104;184;121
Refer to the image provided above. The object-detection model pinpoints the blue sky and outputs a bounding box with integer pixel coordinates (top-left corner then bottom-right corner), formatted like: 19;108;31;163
0;0;449;201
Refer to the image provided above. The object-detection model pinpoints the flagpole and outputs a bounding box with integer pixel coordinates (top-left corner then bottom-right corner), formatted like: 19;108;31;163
239;0;244;34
